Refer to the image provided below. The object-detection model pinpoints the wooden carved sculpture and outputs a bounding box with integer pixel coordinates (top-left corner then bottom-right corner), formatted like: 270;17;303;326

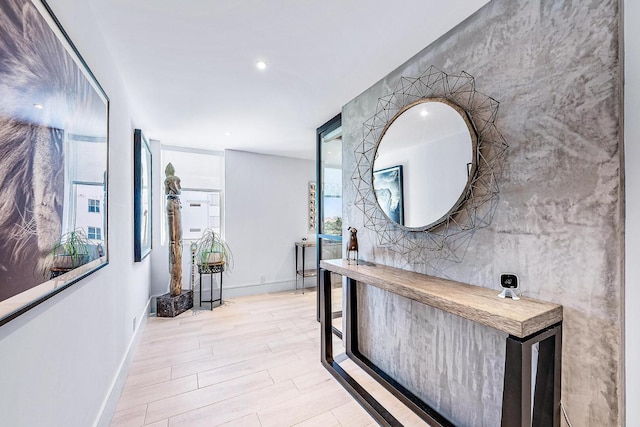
347;226;359;265
164;163;183;296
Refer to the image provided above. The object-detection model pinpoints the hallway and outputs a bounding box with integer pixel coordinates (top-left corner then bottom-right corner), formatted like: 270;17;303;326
110;290;376;426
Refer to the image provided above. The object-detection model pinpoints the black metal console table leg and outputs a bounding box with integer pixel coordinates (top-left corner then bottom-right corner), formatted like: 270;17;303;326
502;324;562;427
532;327;561;427
344;277;358;355
344;278;455;427
320;268;401;427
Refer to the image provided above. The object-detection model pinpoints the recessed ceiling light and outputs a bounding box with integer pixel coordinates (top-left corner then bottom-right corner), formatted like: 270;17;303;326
34;103;44;109
225;131;232;137
255;60;268;70
420;109;428;117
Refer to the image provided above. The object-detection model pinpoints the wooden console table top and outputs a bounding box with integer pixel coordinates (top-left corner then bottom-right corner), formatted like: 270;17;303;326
320;259;562;338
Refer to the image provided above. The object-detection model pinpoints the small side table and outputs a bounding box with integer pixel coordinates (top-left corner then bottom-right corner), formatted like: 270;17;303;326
295;240;316;293
197;262;224;309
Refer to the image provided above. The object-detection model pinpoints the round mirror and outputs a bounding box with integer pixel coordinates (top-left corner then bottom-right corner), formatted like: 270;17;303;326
372;98;477;230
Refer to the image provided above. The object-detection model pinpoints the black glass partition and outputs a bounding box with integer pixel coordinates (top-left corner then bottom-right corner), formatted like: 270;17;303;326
316;114;342;330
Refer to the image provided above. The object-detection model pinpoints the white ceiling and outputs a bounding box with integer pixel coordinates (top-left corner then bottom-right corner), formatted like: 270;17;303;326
87;0;489;160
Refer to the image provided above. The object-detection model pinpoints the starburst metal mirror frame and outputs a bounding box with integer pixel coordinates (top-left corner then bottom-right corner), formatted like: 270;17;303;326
352;66;508;265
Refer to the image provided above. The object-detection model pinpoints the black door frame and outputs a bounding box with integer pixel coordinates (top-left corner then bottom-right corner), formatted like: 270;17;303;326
315;113;342;324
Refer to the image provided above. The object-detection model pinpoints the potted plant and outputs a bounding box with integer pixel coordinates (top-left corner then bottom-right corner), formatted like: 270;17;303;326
50;228;93;270
195;228;233;270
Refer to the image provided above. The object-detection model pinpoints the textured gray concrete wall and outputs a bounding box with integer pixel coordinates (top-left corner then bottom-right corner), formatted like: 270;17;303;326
342;1;622;426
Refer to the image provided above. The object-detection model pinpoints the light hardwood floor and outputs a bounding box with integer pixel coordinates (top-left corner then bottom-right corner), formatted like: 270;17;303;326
111;288;430;427
110;289;378;427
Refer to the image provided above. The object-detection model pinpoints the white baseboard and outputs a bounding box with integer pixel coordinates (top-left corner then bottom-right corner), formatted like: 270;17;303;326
94;299;150;427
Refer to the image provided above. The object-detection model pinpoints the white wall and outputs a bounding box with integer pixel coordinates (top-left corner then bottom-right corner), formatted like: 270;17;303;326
625;0;639;424
149;139;168;302
0;1;150;426
225;150;316;296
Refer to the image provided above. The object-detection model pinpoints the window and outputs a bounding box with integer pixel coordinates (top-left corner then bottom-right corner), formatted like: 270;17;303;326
181;190;222;240
160;147;224;245
88;226;102;240
88;199;100;213
71;185;105;245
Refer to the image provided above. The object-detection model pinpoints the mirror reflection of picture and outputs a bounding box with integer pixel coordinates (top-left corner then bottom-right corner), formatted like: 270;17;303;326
373;166;404;225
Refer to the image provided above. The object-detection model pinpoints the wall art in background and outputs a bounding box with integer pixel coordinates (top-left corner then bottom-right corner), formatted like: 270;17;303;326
308;181;317;232
134;129;152;261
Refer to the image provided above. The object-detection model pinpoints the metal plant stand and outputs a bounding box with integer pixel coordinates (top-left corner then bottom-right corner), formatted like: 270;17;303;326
197;262;224;309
